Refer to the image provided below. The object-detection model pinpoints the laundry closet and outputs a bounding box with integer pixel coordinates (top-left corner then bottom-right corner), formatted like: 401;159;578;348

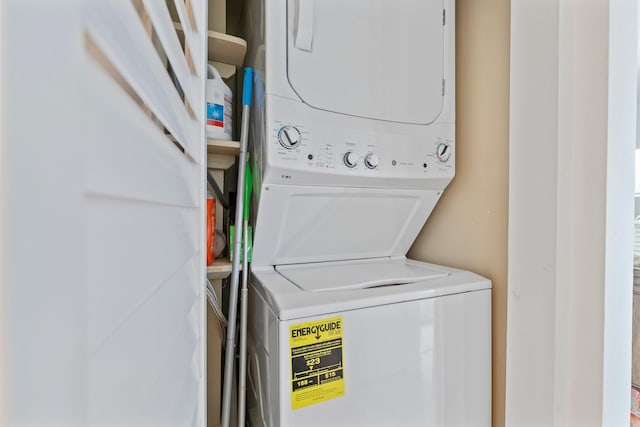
0;1;491;426
216;0;491;426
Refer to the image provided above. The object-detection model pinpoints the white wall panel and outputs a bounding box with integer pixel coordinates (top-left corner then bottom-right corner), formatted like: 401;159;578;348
1;0;208;425
85;197;200;351
84;55;199;207
142;1;199;107
87;257;200;426
173;0;203;71
506;0;636;425
85;1;200;159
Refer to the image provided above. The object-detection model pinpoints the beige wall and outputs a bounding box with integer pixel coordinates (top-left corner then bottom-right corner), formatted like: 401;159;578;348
408;1;510;426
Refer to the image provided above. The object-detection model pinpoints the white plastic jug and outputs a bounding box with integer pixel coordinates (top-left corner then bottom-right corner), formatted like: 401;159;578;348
206;64;233;140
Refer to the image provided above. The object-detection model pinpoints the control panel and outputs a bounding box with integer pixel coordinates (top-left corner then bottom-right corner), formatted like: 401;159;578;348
267;119;454;184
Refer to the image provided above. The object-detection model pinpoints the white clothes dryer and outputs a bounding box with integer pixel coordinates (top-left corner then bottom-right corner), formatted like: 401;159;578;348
245;0;457;265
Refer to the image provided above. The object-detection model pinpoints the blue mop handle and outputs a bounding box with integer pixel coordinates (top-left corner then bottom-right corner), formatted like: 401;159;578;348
243;68;253;106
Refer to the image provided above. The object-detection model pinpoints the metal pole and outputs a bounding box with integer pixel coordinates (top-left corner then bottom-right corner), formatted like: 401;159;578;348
237;218;249;426
221;68;253;427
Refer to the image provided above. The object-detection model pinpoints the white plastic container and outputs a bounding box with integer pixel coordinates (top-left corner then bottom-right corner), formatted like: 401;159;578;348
206;64;233;140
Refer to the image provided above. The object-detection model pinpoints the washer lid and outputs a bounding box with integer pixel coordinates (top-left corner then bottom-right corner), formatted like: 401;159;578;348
276;257;449;292
286;0;445;124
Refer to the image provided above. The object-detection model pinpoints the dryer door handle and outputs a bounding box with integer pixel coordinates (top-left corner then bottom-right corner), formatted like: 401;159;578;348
294;0;314;52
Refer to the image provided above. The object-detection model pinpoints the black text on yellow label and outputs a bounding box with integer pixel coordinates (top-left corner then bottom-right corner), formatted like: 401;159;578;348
290;316;344;410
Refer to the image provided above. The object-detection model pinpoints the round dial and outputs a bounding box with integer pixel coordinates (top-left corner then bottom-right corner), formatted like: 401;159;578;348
436;142;451;162
343;151;359;168
364;153;380;169
278;126;301;149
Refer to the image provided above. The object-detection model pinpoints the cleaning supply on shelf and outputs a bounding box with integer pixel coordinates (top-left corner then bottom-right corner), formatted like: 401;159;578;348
214;229;226;259
206;64;233;140
206;192;215;265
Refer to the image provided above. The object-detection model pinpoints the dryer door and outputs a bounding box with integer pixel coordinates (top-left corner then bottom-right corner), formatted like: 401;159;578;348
286;0;445;125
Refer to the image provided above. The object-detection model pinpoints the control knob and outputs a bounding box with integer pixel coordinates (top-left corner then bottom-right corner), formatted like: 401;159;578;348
343;151;359;168
364;153;380;169
436;142;451;162
278;126;301;149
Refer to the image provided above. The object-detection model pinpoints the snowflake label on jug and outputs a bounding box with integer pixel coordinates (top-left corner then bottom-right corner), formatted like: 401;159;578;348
206;65;232;140
207;102;224;127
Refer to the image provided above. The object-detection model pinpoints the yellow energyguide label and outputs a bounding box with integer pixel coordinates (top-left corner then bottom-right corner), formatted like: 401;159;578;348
289;316;344;410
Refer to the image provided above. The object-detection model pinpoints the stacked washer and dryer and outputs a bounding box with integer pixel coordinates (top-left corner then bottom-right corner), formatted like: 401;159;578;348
243;0;491;425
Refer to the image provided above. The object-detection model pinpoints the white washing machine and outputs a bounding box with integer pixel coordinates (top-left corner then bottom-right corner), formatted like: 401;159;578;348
247;259;491;427
243;0;491;425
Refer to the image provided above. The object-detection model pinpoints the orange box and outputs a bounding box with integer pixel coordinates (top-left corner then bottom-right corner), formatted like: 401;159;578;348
206;196;215;265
